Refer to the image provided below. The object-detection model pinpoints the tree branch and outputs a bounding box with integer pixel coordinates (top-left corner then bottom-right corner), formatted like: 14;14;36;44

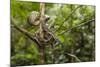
65;53;81;62
58;19;95;35
11;17;41;47
39;3;46;64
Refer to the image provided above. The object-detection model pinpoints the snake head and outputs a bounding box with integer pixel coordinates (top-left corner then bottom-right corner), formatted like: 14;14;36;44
27;11;50;26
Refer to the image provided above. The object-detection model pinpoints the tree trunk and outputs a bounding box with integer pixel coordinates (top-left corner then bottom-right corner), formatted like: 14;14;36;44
38;46;45;64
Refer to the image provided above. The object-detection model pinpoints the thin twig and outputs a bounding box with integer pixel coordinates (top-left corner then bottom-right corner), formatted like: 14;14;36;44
66;53;81;62
58;19;95;35
56;5;81;32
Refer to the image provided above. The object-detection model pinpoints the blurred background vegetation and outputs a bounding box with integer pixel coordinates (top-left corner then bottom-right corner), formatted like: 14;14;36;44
11;0;95;66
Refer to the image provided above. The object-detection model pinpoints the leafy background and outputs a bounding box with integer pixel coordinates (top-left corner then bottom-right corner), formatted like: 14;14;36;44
11;0;95;66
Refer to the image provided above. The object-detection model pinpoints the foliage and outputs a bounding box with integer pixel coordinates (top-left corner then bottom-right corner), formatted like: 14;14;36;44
11;0;95;66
